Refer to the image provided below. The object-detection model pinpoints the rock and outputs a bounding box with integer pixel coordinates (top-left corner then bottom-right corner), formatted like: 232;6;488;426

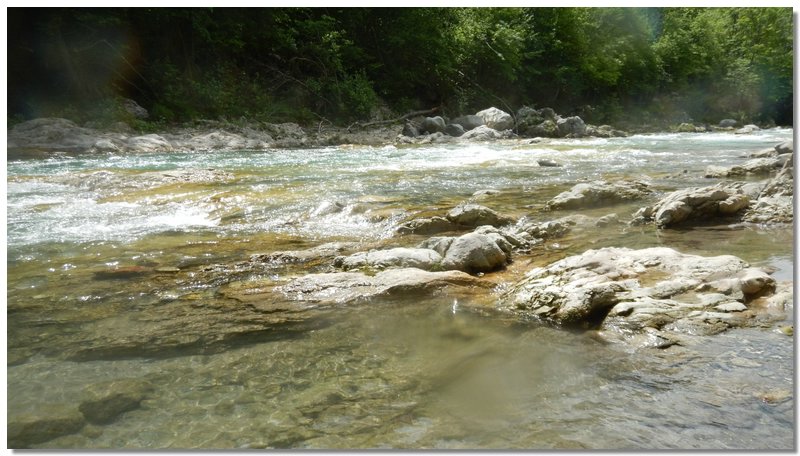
122;98;149;119
450;115;485;131
748;147;778;158
402;122;419;138
444;123;466;137
515;106;545;136
517;218;572;240
556;116;587;137
418;236;455;256
420;116;446;134
460;125;513;141
775;141;793;155
632;183;751;228
527;119;558;138
587;124;629;138
277;268;487;305
440;232;510;273
79;379;155;424
475;107;514;131
735;124;761;134
8;118;105;155
252;242;358;265
171;130;270;151
8;404;86;447
446;204;515;228
742;195;793;224
704;157;783;178
537;159;562;167
719;119;738;128
125;134;173;153
396;216;459;235
545;180;653;210
758;159;793;197
497;247;777;334
335;247;443;271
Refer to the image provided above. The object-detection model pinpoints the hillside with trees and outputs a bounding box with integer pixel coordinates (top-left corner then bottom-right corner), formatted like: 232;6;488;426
7;7;794;129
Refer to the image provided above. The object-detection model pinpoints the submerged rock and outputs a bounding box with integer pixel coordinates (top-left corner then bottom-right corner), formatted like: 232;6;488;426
545;180;653;210
79;379;155;424
497;247;778;335
8;403;87;448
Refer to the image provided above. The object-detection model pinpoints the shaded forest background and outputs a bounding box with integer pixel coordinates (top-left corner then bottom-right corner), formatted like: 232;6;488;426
7;7;794;129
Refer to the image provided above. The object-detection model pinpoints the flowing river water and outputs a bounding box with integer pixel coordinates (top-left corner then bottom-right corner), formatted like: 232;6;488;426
6;129;795;449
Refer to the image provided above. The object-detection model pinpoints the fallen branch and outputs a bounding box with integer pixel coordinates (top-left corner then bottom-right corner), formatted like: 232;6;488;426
347;107;440;132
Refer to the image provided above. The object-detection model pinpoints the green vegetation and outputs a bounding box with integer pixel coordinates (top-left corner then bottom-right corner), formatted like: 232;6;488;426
7;7;793;128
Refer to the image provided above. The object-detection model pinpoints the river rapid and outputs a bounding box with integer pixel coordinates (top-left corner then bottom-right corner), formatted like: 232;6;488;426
6;129;794;449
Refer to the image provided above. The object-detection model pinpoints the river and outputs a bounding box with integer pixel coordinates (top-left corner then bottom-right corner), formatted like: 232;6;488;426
6;129;794;449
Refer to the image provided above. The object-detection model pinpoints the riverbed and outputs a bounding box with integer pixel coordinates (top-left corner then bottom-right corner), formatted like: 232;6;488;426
6;129;794;449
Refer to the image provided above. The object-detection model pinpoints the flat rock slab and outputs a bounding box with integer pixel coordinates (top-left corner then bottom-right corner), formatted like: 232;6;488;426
497;247;778;336
545;180;653;210
278;268;489;305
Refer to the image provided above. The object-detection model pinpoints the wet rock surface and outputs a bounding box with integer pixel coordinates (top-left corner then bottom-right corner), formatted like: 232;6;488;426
632;183;752;227
8;403;87;448
79;379;155;424
497;247;782;337
545;180;653;210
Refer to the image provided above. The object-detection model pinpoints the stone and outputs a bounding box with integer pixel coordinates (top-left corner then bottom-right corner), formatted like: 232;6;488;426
420;116;446;134
277;268;488;305
446;204;515;228
444;123;466;137
450;114;485;131
396;216;458;235
125;134;173;153
79;378;155;424
556;116;587;137
775;141;793;155
439;232;510;273
545;180;653;210
475;107;514;131
719;119;737;128
632;183;751;228
537;159;562;167
704;157;783;178
735;124;761;134
402;122;419;138
8;404;86;448
460;125;513;141
335;247;443;271
122;98;149;119
497;247;778;335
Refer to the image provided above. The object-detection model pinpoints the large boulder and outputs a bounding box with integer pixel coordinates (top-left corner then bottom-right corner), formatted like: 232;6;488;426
775;141;793;155
545;180;653;210
125;134;174;153
7;118;107;155
497;247;778;334
632;183;751;228
450;114;485;131
444;123;466;137
735;124;761;134
420;116;446;134
704;157;783;178
719;119;738;128
460;125;513;141
556;116;587;137
439;232;510;273
122;98;149;119
446;203;516;228
475;107;514;131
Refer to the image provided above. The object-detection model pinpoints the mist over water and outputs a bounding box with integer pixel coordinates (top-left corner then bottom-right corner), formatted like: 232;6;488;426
6;129;794;449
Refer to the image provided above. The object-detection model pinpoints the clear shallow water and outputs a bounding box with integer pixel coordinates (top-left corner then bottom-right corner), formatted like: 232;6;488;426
6;129;794;449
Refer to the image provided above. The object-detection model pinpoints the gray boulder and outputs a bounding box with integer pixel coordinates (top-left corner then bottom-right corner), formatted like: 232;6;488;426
735;124;761;134
460;125;513;141
556;116;587;137
440;232;510;273
125;134;173;153
444;123;466;137
420;116;446;134
545;180;653;210
497;247;778;334
451;114;485;131
704;157;783;178
396;216;459;235
632;183;751;228
476;107;514;131
775;141;793;155
402;122;419;138
8;118;105;154
122;98;149;119
446;204;516;228
719;119;738;128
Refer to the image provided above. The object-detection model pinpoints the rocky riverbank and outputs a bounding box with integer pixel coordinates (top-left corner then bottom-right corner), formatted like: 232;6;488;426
6;114;793;448
12;104;772;158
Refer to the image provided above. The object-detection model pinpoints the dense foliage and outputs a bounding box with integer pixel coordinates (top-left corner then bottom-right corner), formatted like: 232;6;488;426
7;7;794;127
